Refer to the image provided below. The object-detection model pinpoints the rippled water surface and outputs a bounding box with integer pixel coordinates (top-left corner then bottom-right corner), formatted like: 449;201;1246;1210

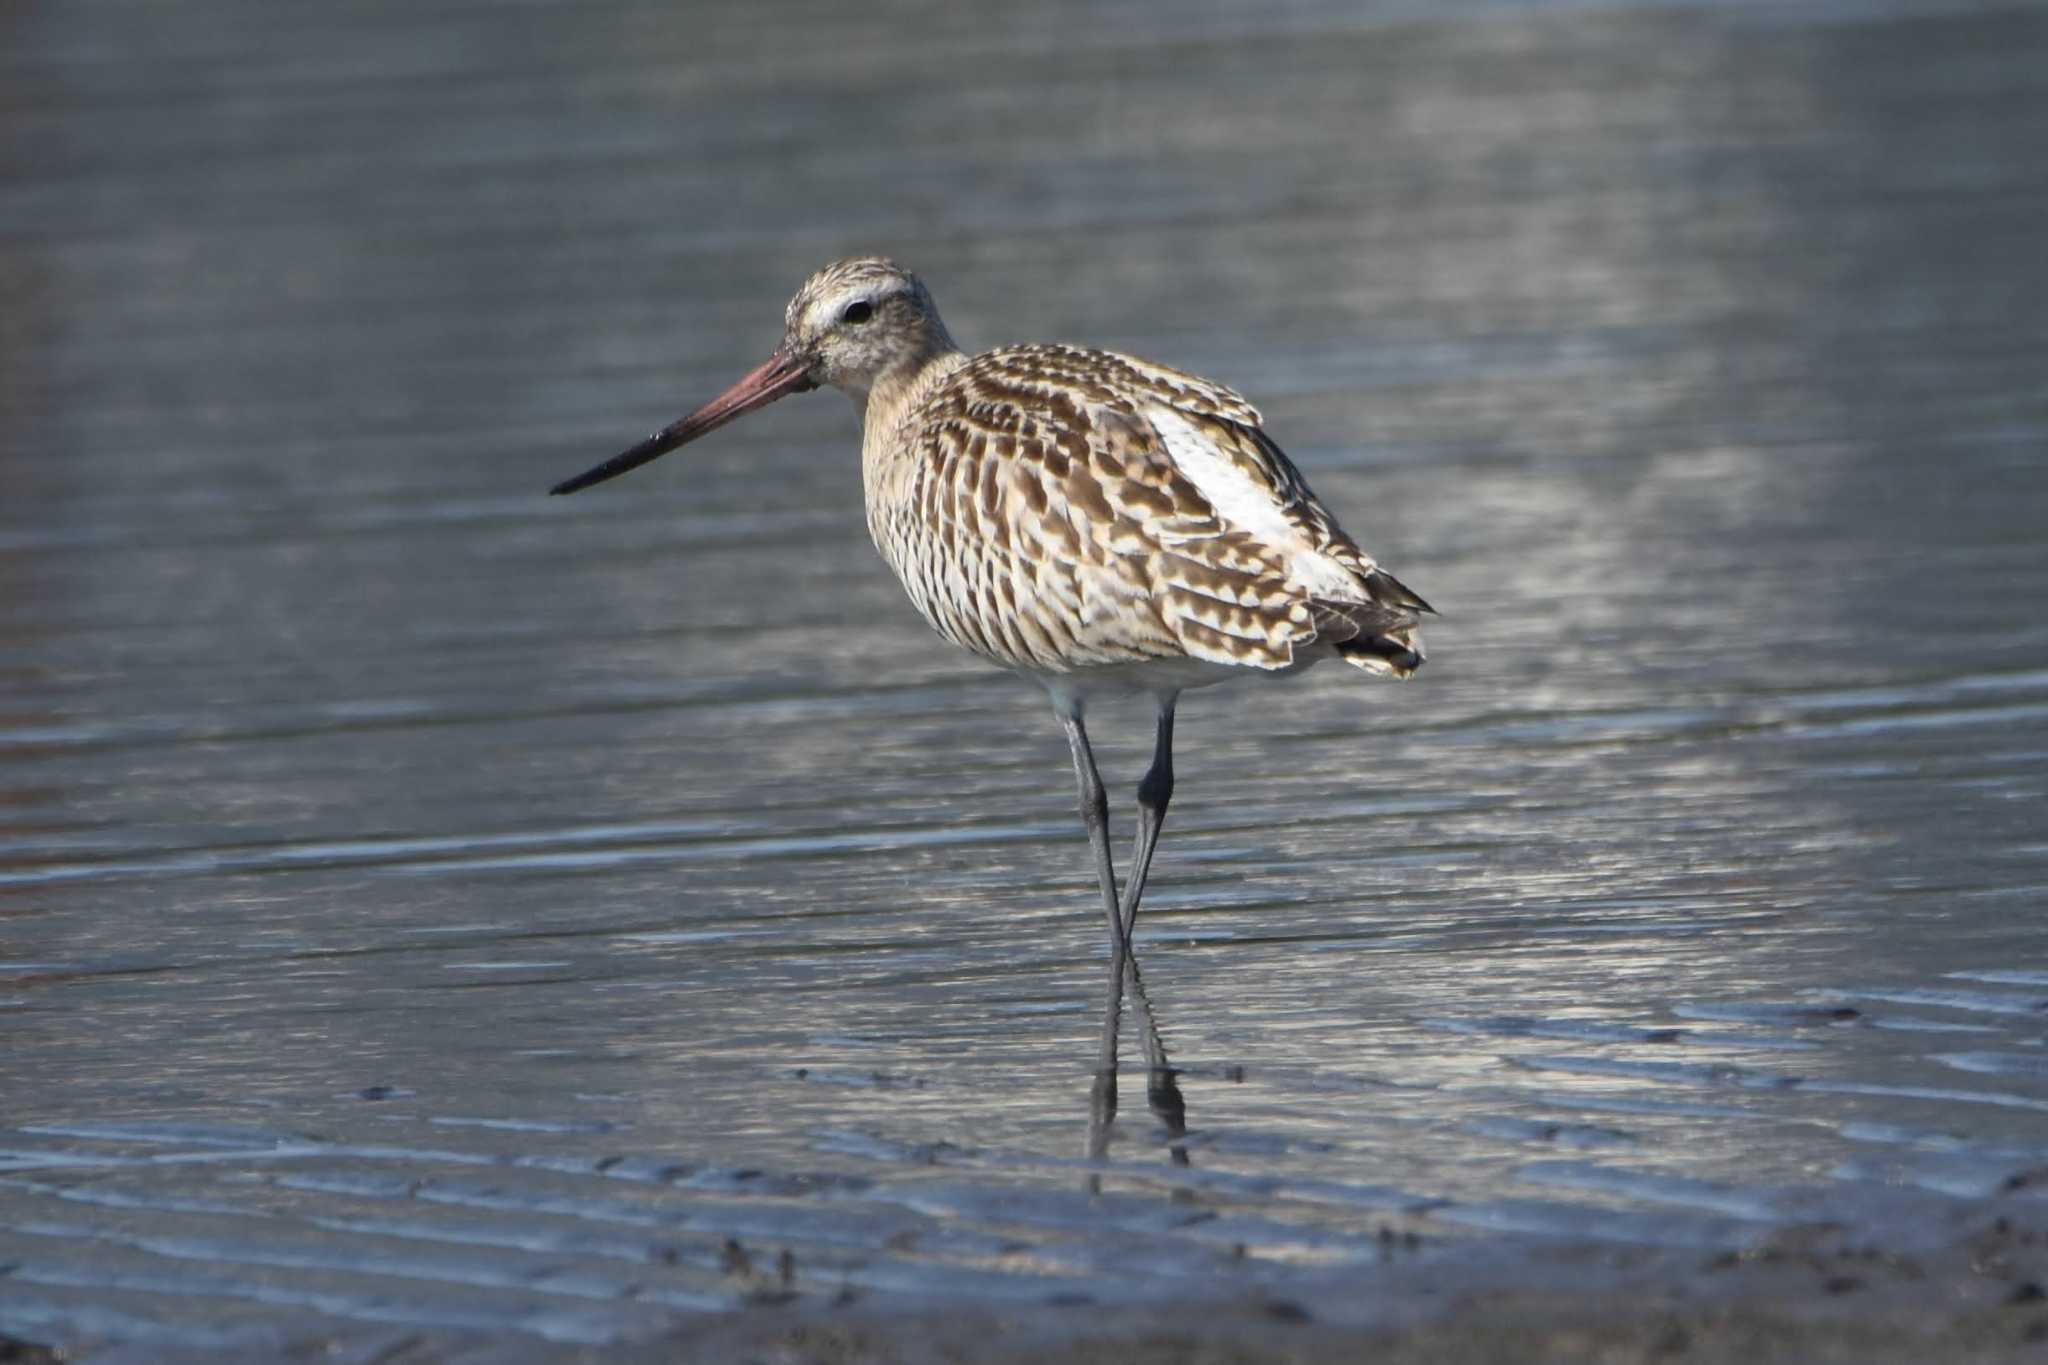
3;0;2047;1354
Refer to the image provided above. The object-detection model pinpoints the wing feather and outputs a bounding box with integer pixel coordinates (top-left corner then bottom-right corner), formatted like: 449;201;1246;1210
865;344;1426;676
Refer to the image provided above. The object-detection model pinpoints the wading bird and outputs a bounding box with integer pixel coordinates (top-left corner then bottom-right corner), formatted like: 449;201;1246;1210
551;257;1431;967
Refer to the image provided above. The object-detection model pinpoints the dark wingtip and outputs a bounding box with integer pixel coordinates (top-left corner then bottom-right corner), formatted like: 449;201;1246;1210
1366;568;1437;617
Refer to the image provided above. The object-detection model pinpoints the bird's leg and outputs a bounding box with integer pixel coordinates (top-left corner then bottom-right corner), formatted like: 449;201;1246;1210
1118;695;1179;940
1058;707;1128;958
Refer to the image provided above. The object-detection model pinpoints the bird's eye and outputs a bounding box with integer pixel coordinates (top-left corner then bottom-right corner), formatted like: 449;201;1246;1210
840;300;873;325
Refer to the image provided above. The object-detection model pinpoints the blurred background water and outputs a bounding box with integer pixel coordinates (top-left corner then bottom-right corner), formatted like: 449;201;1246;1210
3;0;2046;1355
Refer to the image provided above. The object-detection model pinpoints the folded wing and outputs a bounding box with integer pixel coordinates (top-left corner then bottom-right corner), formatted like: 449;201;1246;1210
873;344;1429;677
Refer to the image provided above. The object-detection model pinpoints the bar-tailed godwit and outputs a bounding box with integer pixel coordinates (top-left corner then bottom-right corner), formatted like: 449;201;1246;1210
552;257;1432;963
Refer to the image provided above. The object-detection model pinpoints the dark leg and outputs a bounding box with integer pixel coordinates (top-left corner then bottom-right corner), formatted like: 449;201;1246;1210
1058;706;1127;957
1118;694;1178;939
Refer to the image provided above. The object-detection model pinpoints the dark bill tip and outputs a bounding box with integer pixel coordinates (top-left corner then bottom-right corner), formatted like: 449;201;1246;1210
548;350;815;496
549;427;674;496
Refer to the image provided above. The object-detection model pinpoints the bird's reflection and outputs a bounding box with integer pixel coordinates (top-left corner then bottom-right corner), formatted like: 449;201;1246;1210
1085;944;1188;1181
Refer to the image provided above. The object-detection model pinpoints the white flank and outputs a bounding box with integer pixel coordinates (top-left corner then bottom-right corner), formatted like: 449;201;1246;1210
1146;406;1356;598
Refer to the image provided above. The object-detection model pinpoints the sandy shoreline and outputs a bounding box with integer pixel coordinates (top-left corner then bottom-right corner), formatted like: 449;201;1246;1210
6;1212;2038;1362
9;1202;2043;1361
603;1208;2048;1363
10;1177;2047;1363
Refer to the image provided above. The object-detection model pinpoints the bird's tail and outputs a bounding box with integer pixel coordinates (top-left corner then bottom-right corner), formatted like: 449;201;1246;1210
1335;628;1424;678
1331;568;1432;679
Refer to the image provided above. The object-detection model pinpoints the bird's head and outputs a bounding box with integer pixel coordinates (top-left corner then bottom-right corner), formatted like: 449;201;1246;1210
781;256;955;399
549;256;955;497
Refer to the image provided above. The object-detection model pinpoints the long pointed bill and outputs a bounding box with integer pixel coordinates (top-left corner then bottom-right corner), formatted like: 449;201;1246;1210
549;350;816;495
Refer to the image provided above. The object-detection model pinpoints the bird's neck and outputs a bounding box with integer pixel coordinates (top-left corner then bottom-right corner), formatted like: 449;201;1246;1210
855;323;967;436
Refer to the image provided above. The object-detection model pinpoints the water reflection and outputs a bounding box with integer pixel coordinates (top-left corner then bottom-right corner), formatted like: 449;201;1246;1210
1086;947;1188;1175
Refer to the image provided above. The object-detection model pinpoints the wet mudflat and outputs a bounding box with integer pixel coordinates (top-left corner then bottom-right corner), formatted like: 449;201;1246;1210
3;0;2047;1358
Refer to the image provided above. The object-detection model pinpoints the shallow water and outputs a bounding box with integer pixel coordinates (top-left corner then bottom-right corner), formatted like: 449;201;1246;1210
3;0;2047;1354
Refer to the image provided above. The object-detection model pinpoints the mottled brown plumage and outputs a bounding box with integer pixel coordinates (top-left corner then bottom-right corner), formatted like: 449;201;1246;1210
551;255;1435;977
860;338;1429;687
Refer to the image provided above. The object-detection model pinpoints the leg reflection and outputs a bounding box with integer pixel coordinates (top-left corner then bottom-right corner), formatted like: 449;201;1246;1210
1086;944;1187;1178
